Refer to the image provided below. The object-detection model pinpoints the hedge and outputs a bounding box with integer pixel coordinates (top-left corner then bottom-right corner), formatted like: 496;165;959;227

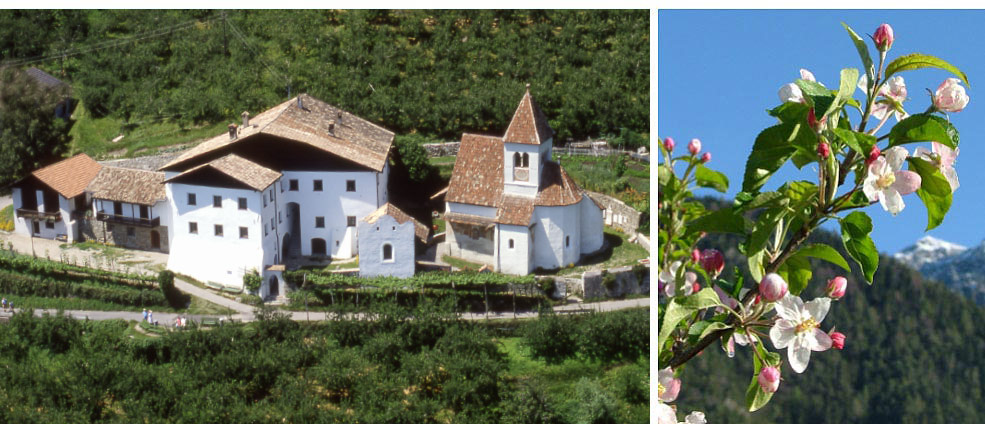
0;270;167;307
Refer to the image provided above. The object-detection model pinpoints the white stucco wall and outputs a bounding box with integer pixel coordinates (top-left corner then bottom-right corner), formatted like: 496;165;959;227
446;202;497;218
579;197;604;255
277;170;379;259
531;204;582;270
357;214;415;278
376;161;390;208
11;187;28;236
166;182;267;289
503;142;541;197
497;224;531;275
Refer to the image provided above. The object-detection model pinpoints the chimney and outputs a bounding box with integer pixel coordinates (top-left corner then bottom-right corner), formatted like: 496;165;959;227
228;123;238;140
525;83;531;94
337;111;343;125
241;111;250;128
328;120;336;136
297;95;303;109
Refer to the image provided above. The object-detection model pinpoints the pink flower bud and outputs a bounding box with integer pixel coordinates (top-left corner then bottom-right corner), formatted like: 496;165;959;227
759;273;788;302
663;137;675;152
688;138;702;156
827;276;847;299
934;78;970;113
830;331;846;350
817;141;831;159
692;281;701;293
701;152;712;163
691;249;701;263
758;366;781;393
866;145;881;166
873;23;894;52
699;249;725;276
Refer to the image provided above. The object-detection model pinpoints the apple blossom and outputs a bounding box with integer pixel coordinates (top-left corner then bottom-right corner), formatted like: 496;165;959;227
759;273;789;302
934;78;970;113
699;249;725;276
658;368;681;402
683;411;707;424
863;146;922;216
663;137;676;152
758;366;781;393
866;145;881;166
826;276;847;299
779;83;804;104
701;152;711;163
713;285;739;310
770;294;833;373
688;138;702;155
915;142;960;192
691;249;701;263
683;272;700;296
658;261;683;298
830;331;846;350
873;23;894;52
817;141;830;159
799;68;816;82
656;403;677;424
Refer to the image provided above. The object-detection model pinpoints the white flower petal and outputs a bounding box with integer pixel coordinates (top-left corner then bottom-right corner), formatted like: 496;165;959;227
656;403;677;424
885;146;909;171
788;344;812;373
685;411;707;424
943;166;959;192
775;295;804;321
862;174;881;202
857;74;869;93
892;170;922;196
880;188;905;215
812;328;833;351
770;321;797;349
779;83;804;104
806;297;831;323
800;68;816;82
914;146;932;161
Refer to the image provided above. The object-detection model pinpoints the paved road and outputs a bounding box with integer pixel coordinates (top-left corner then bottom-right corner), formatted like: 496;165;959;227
0;297;650;324
173;277;255;316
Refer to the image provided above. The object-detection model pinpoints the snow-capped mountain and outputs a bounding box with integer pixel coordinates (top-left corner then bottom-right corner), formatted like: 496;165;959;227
893;235;968;269
895;236;985;305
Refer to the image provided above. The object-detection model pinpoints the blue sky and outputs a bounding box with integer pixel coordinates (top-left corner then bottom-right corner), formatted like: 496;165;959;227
658;10;984;254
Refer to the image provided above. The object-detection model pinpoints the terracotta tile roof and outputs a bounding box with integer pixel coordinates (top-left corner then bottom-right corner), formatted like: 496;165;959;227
445;134;503;207
87;166;166;205
31;153;102;198
161;94;394;172
26;67;67;89
535;161;583;207
165;154;281;192
444;212;497;227
363;202;429;242
496;195;535;226
503;86;554;145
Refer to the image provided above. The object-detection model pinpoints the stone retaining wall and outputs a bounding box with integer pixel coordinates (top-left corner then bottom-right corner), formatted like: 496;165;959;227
582;265;650;300
84;218;169;253
585;191;642;234
422;142;460;157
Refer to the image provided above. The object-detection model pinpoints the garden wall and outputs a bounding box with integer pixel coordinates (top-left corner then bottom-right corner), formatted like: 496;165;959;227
422;142;461;157
585;191;641;234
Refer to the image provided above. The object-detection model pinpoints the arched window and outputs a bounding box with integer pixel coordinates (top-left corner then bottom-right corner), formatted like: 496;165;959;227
311;238;327;256
521;153;530;167
382;243;393;262
513;152;522;167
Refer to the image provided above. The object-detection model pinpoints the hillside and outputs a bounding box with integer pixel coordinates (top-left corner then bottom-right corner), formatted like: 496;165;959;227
1;10;649;159
673;227;985;423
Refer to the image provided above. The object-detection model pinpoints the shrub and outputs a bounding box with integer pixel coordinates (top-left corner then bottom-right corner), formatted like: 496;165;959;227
499;382;564;424
610;364;648;404
571;378;618;424
158;270;186;308
243;269;262;294
578;309;648;363
522;309;579;364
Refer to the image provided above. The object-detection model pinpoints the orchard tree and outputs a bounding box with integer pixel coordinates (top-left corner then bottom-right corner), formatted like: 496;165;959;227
658;23;969;422
0;67;73;186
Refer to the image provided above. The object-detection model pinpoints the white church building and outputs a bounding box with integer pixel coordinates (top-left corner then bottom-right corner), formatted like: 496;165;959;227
444;86;604;275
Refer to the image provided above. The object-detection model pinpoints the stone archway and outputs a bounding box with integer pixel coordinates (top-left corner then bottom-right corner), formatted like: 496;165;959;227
269;275;279;297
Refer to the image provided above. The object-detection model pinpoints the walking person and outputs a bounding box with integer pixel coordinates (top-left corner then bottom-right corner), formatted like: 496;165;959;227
148;310;153;325
2;297;7;312
142;308;148;322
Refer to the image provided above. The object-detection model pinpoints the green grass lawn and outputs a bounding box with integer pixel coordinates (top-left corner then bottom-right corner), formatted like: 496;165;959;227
442;255;484;271
59;240;128;261
536;228;649;277
69;100;226;159
0;204;13;232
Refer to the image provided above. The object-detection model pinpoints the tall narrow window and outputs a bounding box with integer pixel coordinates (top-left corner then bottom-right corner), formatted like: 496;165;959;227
565;235;570;247
264;223;268;236
189;222;198;234
213;195;222;208
346;180;356;192
313;180;323;191
382;243;393;262
509;239;514;249
113;201;122;215
238;197;248;210
139;205;149;219
513;152;521;167
289;179;299;191
214;224;223;237
522;153;530;167
187;193;196;206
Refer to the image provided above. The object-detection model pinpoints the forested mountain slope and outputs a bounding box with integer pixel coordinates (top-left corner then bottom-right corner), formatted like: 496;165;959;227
674;223;985;423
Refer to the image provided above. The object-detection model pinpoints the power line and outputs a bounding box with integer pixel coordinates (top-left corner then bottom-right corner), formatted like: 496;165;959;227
0;14;220;68
223;16;292;95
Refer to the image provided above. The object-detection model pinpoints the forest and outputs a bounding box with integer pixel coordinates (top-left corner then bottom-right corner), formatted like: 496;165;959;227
669;199;985;423
0;10;648;143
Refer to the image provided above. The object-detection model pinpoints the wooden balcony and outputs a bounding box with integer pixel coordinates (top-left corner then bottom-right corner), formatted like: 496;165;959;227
15;208;61;221
96;212;160;228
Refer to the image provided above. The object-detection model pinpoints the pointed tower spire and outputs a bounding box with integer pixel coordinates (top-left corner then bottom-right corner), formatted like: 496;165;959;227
504;84;554;145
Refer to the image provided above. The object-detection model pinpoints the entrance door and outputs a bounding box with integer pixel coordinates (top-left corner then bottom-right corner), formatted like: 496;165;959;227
150;231;160;249
269;276;279;297
32;221;40;235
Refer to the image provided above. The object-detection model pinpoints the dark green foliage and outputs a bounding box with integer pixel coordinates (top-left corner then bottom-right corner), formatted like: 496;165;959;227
500;382;565;424
609;363;648;405
0;269;166;307
0;67;72;186
572;378;618;424
242;270;262;293
389;133;442;204
157;269;187;308
522;309;580;364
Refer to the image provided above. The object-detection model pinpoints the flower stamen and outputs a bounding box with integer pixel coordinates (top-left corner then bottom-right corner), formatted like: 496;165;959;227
795;318;819;334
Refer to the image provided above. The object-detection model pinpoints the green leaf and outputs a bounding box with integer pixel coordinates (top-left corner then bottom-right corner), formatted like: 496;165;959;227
888;113;959;149
884;53;970;88
745;374;775;412
695;164;729;193
793;243;851;271
658;166;671;186
841;23;874;82
840;211;879;284
698;322;732;341
794;79;831;98
742;123;800;192
906;157;953;231
658;288;725;348
686;207;749;235
747;249;766;284
747;209;787;260
767;102;810;124
824;68;859;119
832;128;876;157
778;255;812;295
733;191;786;213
